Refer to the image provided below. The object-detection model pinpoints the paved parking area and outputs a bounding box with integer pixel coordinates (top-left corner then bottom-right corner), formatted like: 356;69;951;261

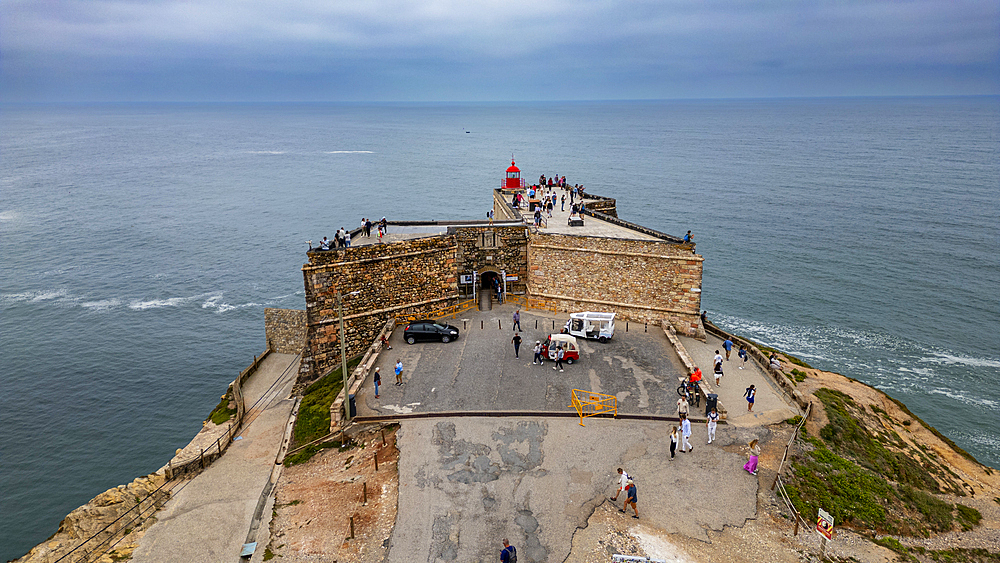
356;304;688;417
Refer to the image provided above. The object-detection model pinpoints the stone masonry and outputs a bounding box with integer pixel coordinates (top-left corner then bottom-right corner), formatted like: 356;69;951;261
528;232;704;336
300;236;459;380
264;308;307;354
454;226;530;296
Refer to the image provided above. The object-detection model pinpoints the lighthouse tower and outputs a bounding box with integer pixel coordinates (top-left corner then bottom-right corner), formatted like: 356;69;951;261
504;160;522;189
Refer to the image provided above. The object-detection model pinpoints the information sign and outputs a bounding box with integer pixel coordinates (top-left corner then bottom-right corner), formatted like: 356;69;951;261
816;508;834;540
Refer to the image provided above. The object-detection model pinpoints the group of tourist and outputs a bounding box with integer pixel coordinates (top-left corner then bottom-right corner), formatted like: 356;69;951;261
314;217;389;250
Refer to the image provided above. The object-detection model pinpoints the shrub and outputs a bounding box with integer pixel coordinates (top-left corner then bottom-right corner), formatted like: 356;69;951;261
955;504;982;531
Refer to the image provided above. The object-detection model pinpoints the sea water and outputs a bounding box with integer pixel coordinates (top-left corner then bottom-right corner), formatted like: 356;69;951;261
1;98;997;559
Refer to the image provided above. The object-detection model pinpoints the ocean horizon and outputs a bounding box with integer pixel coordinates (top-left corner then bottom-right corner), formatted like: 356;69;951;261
1;97;997;561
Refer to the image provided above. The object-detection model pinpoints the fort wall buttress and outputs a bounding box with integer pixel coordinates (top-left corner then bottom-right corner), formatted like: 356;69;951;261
264;308;307;354
528;233;704;337
300;236;459;380
454;226;530;296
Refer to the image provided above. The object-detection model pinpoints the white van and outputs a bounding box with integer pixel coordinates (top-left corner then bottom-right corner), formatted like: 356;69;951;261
564;312;616;342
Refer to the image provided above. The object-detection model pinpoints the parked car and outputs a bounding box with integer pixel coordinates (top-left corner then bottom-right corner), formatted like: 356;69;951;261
542;333;580;363
564;311;616;342
403;320;460;344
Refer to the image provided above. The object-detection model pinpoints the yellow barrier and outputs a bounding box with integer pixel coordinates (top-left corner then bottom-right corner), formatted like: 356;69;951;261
395;299;477;324
509;294;558;314
568;389;618;426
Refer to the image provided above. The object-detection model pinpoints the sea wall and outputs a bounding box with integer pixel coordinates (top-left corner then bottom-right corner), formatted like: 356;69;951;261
300;236;459;380
527;232;704;336
580;193;618;217
264;308;307;354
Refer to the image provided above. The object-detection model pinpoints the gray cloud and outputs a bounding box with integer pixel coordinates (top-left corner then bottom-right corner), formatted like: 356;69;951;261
2;0;997;101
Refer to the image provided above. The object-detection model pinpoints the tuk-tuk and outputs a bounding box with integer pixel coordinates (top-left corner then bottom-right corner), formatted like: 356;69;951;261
542;334;580;364
564;311;616;343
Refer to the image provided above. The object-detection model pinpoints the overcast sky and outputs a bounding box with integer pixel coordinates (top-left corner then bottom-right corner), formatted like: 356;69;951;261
2;0;997;102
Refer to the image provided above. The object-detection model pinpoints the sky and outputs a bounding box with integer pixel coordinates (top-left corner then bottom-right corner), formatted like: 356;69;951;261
1;0;998;102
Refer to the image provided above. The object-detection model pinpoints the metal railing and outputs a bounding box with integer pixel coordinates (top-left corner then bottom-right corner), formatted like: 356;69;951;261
568;389;618;426
770;402;813;535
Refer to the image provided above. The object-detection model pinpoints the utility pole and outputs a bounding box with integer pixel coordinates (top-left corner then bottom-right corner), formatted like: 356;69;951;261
337;290;351;424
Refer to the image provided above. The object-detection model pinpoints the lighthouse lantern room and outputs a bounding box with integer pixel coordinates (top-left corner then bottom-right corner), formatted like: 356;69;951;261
504;160;522;189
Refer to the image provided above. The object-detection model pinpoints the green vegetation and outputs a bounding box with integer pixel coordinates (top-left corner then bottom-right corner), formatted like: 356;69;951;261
955;504;982;531
785;415;803;425
753;342;813;369
784;388;980;537
883;395;978;464
790;368;807;382
292;356;364;447
872;540;998;563
263;546;276;561
207;393;237;425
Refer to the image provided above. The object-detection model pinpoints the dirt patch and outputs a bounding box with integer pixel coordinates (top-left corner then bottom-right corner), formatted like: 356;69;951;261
268;425;399;563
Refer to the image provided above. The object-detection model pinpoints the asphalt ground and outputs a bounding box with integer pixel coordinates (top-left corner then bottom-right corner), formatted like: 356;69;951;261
357;304;689;418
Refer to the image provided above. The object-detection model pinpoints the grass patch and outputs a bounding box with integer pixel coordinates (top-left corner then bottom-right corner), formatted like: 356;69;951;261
898;486;953;532
753;342;813;369
283;439;352;467
872;541;999;563
790;368;807;382
263;546;276;561
955;504;982;531
883;395;978;464
207;393;237;425
785;415;803;425
292;356;364;448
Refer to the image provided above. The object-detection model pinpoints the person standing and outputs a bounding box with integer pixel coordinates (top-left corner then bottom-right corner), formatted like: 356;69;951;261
553;346;565;372
512;333;522;358
610;467;630;501
707;407;719;444
560;194;566;211
669;426;679;460
723;338;733;360
512;309;522;332
500;539;516;563
373;367;381;399
680;413;693;453
344;230;351;247
676;396;689;419
738;346;748;369
533;341;543;365
744;385;756;411
744;439;760;475
394;359;403;385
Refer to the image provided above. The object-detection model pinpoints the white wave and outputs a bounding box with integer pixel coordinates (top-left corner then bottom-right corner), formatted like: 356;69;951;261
925;388;1000;409
247;150;287;155
325;150;374;154
270;291;304;300
0;210;22;223
919;352;1000;369
31;289;69;302
1;292;38;304
80;298;122;311
202;294;263;313
129;295;200;311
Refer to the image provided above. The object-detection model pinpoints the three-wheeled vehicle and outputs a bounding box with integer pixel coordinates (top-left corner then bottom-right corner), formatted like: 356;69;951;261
564;311;616;343
542;333;580;363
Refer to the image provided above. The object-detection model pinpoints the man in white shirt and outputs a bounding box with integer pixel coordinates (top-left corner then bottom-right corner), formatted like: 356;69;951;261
610;467;631;501
680;414;693;453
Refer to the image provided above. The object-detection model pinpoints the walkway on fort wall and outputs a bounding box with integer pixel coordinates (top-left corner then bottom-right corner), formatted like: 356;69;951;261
130;353;299;563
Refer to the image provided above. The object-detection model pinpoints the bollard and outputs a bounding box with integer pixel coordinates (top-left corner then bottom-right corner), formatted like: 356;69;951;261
644;323;647;332
363;482;368;505
626;321;628;332
552;320;555;330
499;319;502;329
374;452;379;472
481;320;484;330
464;320;466;330
535;319;538;329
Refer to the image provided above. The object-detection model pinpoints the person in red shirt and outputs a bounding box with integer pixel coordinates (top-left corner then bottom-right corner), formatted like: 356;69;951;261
689;367;702;384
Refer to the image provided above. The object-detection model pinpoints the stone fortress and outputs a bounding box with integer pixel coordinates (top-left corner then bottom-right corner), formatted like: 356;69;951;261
300;160;706;381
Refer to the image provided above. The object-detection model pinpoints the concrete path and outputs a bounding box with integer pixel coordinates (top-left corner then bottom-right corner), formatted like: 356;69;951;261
678;334;800;426
131;352;299;563
389;416;761;563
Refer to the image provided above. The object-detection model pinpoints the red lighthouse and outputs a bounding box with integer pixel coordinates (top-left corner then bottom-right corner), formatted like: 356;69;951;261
504;159;522;189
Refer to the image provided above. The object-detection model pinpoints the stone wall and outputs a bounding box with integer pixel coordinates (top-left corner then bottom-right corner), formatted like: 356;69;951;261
454;225;530;296
580;194;618;217
528;233;704;337
492;188;524;222
264;308;307;354
301;236;459;380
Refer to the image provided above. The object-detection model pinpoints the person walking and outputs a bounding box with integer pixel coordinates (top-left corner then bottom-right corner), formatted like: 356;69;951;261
512;309;522;332
714;360;724;386
669;426;679;460
723;338;733;360
610;467;630;501
707;407;719;443
533;341;543;365
373;367;381;398
512;333;522;358
680;413;693;453
621;479;639;519
738;346;748;369
500;539;516;563
553;346;565;372
744;439;760;475
714;350;724;368
744;385;756;411
394;359;403;385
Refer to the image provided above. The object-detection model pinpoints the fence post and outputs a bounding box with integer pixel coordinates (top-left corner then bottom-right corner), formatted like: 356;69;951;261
350;516;355;539
363;482;368;505
200;448;205;469
374;452;379;472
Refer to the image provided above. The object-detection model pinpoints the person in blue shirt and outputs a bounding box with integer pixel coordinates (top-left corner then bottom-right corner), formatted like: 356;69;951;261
500;539;516;562
723;338;733;360
683;230;692;242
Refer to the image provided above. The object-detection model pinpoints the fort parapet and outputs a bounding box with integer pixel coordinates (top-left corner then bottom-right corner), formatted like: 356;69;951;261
300;184;704;380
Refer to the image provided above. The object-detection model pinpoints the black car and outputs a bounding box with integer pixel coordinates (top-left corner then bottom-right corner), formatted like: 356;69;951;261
403;320;460;344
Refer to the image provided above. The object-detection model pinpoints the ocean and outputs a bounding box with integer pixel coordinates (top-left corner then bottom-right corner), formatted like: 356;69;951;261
1;98;997;560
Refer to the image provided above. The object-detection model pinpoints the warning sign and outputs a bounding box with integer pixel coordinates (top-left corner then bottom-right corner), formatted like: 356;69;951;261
816;508;834;540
